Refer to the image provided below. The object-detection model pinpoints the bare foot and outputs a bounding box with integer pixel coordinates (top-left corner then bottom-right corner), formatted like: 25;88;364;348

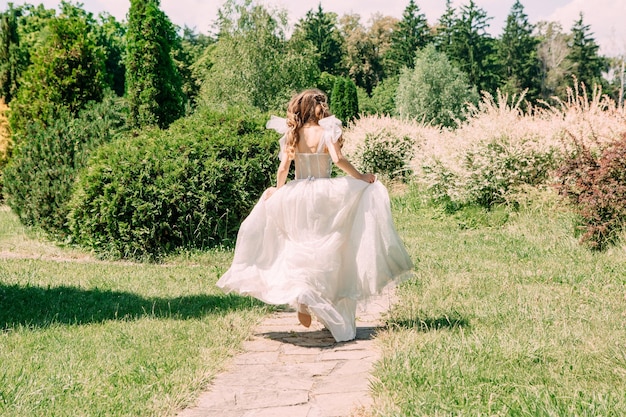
298;311;312;328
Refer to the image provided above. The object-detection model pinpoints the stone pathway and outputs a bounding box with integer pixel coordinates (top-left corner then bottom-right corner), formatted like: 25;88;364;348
177;290;395;417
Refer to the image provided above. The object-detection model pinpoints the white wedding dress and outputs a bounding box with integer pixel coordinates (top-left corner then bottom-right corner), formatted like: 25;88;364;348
216;116;413;342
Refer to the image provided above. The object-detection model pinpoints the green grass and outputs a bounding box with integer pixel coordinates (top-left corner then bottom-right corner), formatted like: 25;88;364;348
373;186;626;416
0;207;267;417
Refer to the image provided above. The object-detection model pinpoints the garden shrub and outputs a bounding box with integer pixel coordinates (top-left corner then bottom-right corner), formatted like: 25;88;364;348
68;106;279;260
424;136;558;209
2;93;127;236
350;129;414;182
554;132;626;250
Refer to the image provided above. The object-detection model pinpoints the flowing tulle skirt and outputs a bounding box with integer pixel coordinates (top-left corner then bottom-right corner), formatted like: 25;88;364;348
216;177;413;342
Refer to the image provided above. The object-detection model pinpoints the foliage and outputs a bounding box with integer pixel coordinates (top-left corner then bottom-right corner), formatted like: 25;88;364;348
317;71;336;101
201;0;318;112
293;4;344;75
385;0;431;74
126;0;184;129
369;75;399;116
93;12;126;97
536;21;572;101
396;45;478;128
9;10;106;138
554;133;626;250
68;106;279;260
173;26;214;109
0;4;26;103
497;0;541;102
330;76;359;123
2;94;127;237
351;128;414;181
566;13;606;92
339;13;386;94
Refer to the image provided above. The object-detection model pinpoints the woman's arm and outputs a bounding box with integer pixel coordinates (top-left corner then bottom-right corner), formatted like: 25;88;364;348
327;137;376;183
265;153;292;200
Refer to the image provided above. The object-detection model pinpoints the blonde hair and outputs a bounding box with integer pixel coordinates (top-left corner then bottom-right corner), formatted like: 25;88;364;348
284;89;330;160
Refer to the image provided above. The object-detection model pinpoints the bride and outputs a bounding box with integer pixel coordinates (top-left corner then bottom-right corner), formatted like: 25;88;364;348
216;88;413;342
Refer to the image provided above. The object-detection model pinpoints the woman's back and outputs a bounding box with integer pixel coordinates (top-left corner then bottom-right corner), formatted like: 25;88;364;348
294;125;332;179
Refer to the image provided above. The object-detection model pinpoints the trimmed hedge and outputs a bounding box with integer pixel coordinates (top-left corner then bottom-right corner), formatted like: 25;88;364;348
68;106;279;260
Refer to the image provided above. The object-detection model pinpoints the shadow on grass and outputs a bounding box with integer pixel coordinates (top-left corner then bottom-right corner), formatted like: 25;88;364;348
386;312;469;332
0;283;265;330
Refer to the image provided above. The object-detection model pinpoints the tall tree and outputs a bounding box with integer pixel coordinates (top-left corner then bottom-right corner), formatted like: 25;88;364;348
567;12;606;91
201;0;318;111
0;3;26;103
445;0;500;94
433;0;455;54
293;4;344;75
498;0;541;101
9;10;105;137
385;0;431;74
126;0;184;129
396;44;478;128
536;21;571;100
339;13;382;94
94;13;126;96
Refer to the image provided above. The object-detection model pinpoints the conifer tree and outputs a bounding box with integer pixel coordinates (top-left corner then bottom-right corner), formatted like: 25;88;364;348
126;0;183;129
386;0;431;73
498;0;541;101
0;4;25;103
567;12;606;91
330;76;358;123
294;4;344;75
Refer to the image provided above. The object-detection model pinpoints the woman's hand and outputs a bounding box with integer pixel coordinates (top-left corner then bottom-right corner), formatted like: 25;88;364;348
264;187;277;200
360;173;377;184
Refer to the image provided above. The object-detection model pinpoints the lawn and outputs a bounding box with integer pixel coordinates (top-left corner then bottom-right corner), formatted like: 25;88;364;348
0;206;267;417
2;183;626;416
372;186;626;416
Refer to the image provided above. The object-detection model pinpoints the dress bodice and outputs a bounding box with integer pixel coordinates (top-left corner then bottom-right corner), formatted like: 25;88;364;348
294;153;332;179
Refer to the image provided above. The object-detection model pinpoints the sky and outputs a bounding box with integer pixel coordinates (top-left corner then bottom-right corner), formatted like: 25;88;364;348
2;0;625;56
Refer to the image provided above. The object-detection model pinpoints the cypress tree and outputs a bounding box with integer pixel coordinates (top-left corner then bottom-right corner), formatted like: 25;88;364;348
126;0;183;129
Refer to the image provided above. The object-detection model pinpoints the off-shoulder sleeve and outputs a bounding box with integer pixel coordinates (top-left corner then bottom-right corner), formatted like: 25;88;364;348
266;116;288;161
319;115;343;146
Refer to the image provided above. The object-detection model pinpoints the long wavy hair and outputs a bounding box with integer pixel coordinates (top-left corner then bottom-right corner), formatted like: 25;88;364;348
284;89;330;161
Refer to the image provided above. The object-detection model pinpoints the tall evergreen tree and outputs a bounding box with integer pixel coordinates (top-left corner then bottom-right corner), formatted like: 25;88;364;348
433;0;455;54
498;0;541;101
386;0;431;73
445;0;500;94
567;12;606;91
126;0;184;129
294;4;344;75
0;4;24;103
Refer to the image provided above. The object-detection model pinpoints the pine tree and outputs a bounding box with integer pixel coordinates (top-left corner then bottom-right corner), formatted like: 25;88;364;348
294;4;344;75
498;0;541;101
433;0;455;54
567;12;606;91
0;4;25;103
386;0;431;73
445;0;500;94
126;0;184;129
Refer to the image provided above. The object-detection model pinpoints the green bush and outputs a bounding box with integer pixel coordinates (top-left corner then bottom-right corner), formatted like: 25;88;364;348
68;106;279;260
352;129;414;181
2;94;127;236
424;136;558;210
554;133;626;250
